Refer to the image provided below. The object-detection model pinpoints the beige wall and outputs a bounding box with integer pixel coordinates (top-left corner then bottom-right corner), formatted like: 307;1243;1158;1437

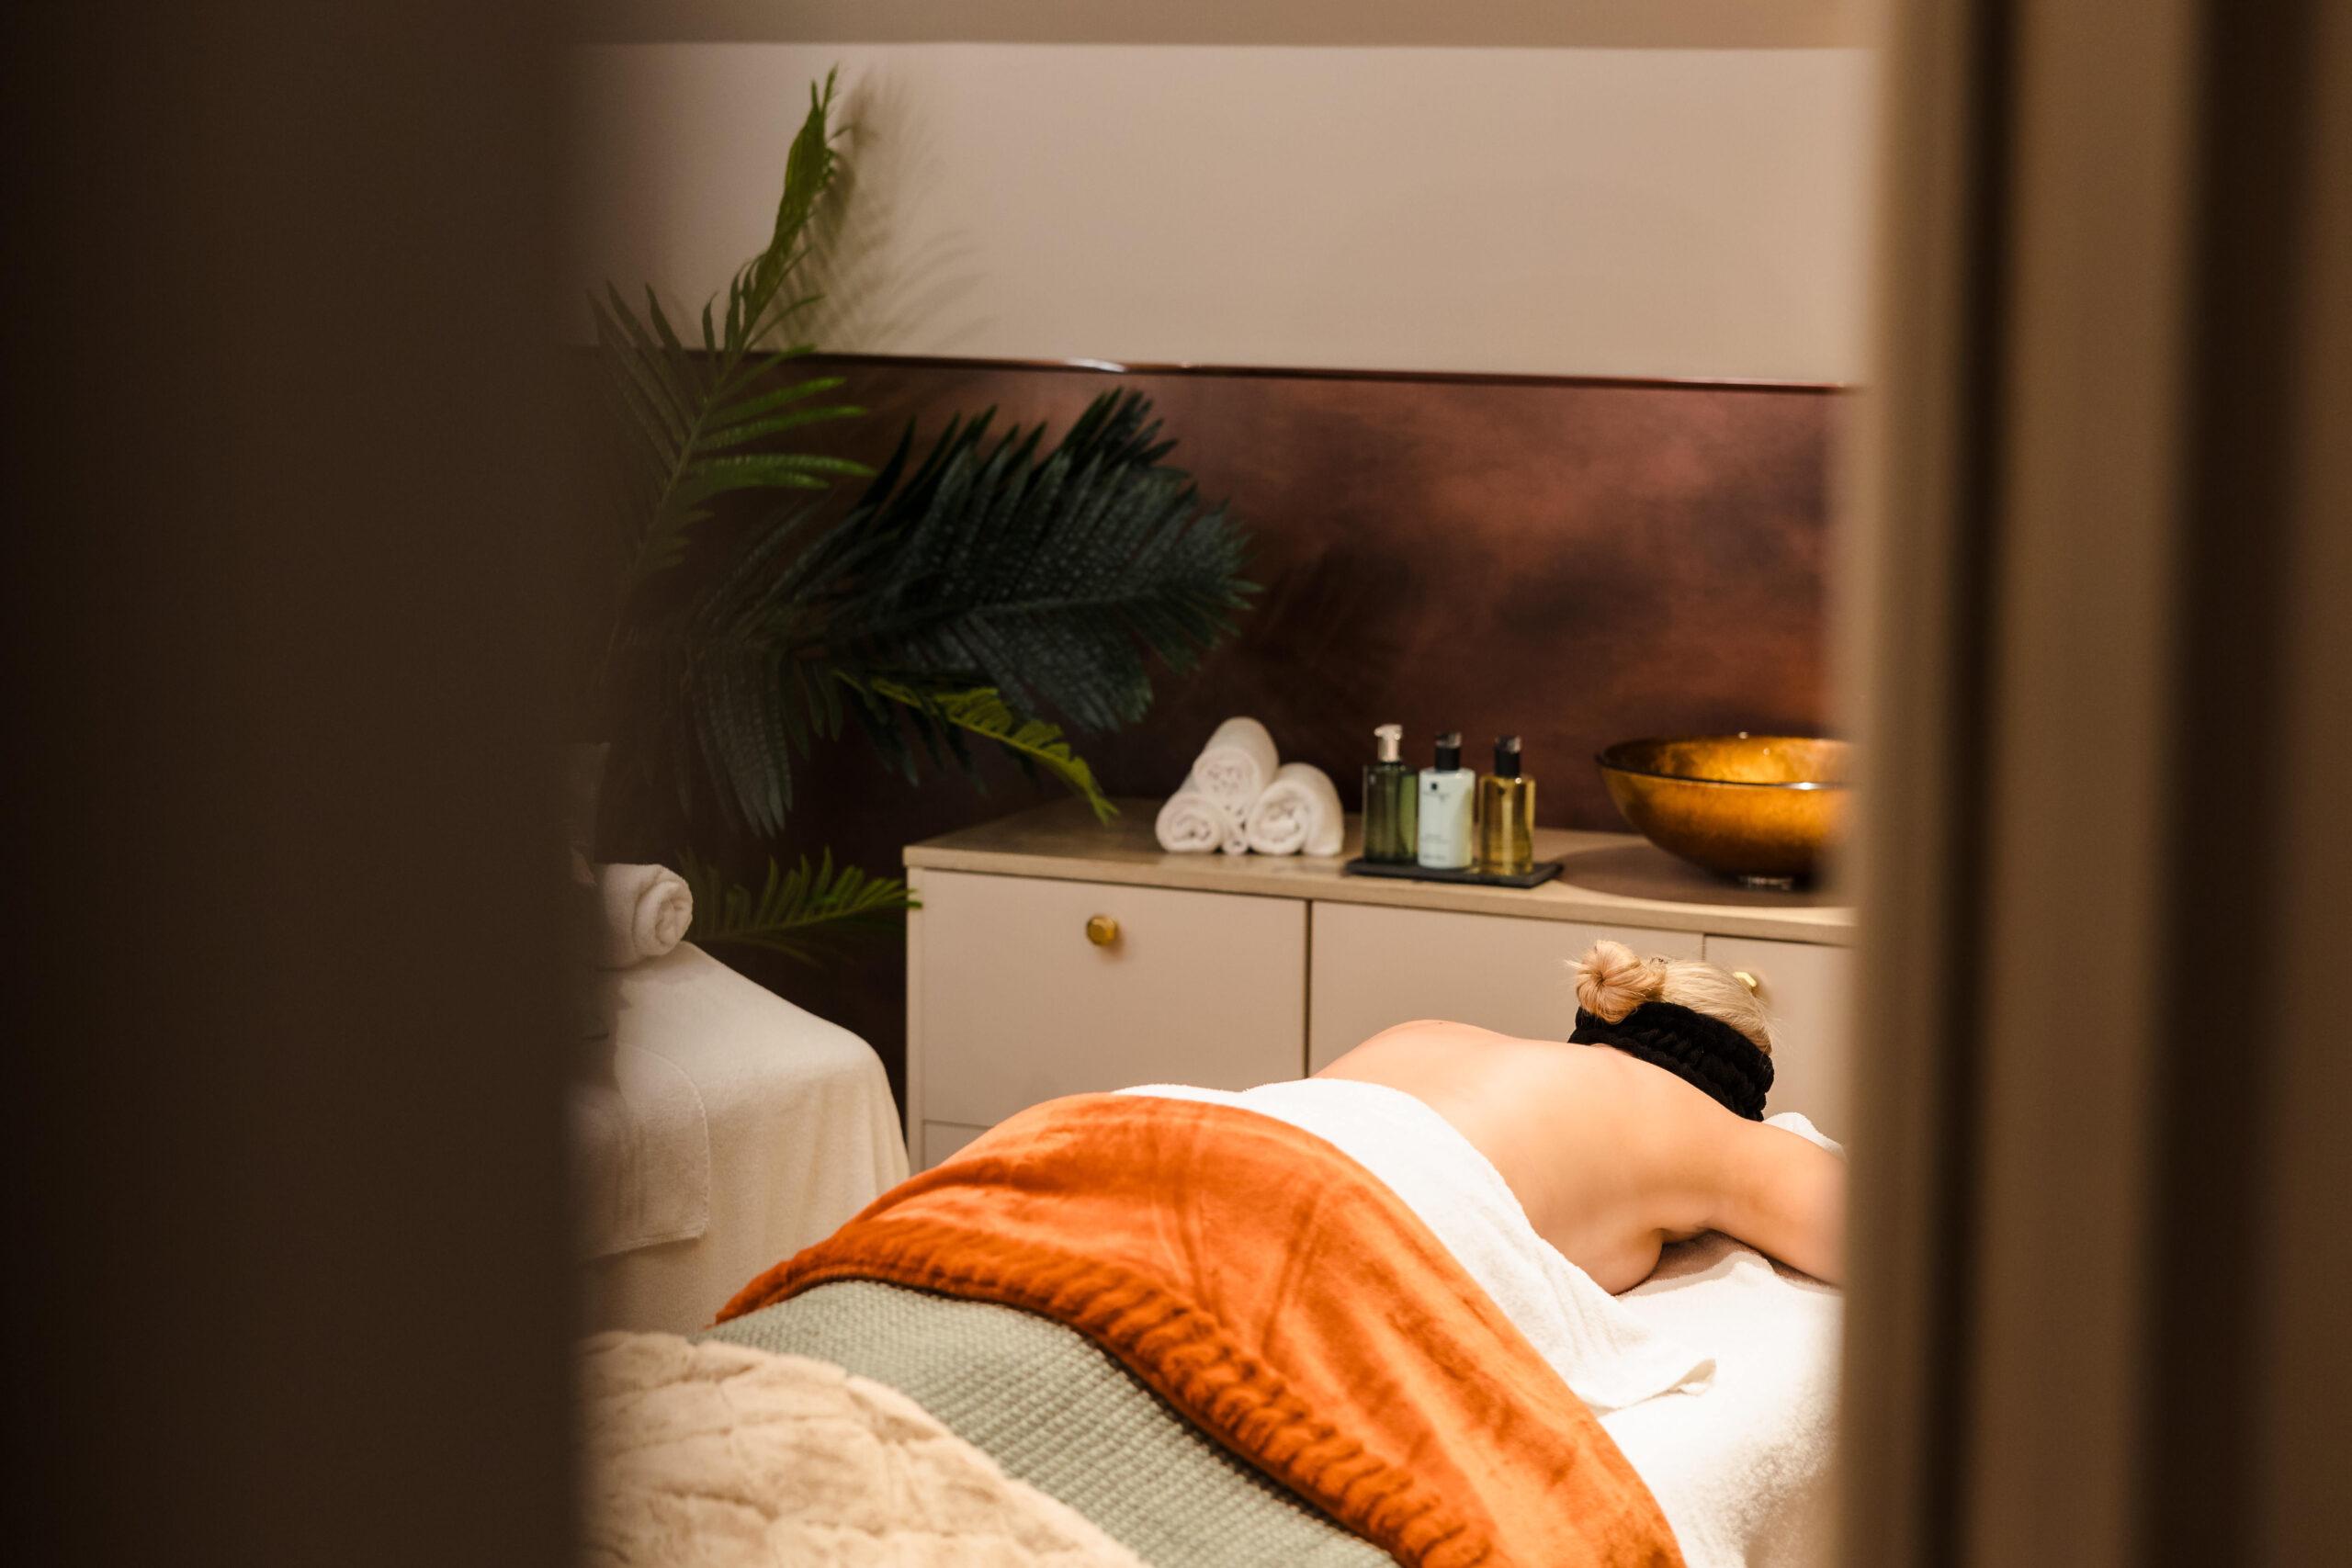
571;42;1876;380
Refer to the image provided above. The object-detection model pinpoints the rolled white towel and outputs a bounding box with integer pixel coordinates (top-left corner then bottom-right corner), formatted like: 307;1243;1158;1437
1187;716;1279;822
1155;788;1235;854
595;863;695;968
1244;761;1347;857
1218;808;1250;855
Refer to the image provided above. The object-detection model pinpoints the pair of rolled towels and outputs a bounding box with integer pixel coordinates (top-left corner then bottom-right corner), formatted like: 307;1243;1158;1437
1155;716;1345;858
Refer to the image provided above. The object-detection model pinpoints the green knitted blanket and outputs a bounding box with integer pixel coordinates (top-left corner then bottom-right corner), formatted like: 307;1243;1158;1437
702;1280;1395;1568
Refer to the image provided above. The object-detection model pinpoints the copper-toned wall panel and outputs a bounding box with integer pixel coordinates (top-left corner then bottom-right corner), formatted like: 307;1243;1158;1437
695;358;1838;1111
805;356;1838;832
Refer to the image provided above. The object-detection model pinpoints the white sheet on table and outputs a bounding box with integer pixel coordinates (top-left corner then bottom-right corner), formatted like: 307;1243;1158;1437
1600;1112;1845;1568
571;1044;711;1257
578;943;909;1335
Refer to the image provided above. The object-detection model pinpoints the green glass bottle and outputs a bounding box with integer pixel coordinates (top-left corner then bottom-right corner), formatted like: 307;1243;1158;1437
1362;723;1419;863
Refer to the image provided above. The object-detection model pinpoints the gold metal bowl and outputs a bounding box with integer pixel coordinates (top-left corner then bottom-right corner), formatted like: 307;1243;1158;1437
1596;735;1852;887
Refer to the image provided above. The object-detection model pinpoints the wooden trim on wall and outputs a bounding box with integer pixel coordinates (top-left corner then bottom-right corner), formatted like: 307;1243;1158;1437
579;0;1872;51
802;351;1850;395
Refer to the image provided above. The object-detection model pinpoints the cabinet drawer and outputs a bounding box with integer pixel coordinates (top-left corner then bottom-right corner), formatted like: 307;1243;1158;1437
916;870;1307;1130
1702;934;1853;1139
1307;903;1703;1072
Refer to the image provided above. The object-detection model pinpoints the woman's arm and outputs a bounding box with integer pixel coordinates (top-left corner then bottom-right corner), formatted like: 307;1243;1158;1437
1713;1122;1847;1284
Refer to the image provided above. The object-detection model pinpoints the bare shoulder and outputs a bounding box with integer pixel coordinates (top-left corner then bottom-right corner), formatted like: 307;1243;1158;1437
1312;1018;1848;1285
1315;1020;1528;1099
1581;1044;1751;1156
1318;1017;1520;1070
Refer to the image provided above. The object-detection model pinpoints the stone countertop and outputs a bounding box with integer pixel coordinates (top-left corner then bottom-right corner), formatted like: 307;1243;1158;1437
906;797;1856;946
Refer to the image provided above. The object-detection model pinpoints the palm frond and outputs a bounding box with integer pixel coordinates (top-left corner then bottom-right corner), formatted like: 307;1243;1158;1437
592;69;869;600
810;389;1257;733
678;847;915;965
645;389;1252;834
858;679;1115;820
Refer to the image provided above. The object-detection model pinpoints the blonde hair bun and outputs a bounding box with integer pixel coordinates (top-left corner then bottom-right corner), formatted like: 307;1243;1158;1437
1570;939;1776;1054
1573;940;1666;1021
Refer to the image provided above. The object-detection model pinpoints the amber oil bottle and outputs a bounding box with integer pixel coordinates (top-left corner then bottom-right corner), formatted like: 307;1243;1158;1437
1476;735;1535;875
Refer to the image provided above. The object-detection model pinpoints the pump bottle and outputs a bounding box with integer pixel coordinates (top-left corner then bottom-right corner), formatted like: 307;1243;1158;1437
1476;735;1536;875
1417;731;1476;870
1361;724;1418;863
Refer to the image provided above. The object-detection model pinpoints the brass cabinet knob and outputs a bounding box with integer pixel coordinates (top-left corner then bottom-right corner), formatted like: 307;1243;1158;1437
1732;969;1762;995
1085;914;1121;947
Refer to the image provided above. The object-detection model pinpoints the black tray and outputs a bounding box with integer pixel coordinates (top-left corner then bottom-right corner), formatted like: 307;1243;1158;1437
1340;857;1564;889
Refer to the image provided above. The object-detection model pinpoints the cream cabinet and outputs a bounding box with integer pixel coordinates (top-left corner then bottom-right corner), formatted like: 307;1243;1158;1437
1306;904;1702;1072
1702;934;1855;1140
910;870;1306;1168
907;801;1858;1168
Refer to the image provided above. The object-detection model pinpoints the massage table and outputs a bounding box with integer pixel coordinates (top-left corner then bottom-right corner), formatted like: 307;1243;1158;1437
582;1089;1840;1567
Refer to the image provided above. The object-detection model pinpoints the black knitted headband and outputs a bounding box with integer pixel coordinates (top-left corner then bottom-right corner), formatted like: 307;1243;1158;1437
1570;1000;1774;1121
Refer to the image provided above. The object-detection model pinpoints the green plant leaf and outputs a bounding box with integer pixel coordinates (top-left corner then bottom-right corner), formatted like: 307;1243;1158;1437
862;679;1116;821
591;69;870;604
625;389;1253;836
678;846;916;965
699;404;867;453
805;389;1258;735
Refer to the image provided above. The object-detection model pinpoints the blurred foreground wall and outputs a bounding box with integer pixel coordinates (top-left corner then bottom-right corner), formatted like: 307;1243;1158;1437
0;6;580;1563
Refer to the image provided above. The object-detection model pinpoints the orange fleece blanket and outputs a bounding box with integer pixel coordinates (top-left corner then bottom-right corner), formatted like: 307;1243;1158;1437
718;1094;1682;1568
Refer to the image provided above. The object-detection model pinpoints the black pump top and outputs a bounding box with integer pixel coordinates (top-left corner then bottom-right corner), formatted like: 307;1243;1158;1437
1432;731;1463;772
1493;734;1522;778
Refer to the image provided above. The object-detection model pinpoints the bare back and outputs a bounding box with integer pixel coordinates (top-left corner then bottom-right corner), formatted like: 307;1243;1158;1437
1318;1020;1844;1292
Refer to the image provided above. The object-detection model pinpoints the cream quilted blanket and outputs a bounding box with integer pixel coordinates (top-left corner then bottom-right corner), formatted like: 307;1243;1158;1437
580;1332;1145;1567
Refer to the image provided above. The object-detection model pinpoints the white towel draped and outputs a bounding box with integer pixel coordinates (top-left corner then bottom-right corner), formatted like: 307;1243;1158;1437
1186;716;1278;821
1243;761;1346;857
595;863;694;969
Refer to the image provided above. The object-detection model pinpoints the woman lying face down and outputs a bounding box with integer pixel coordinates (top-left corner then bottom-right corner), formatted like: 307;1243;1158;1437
1317;940;1847;1294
